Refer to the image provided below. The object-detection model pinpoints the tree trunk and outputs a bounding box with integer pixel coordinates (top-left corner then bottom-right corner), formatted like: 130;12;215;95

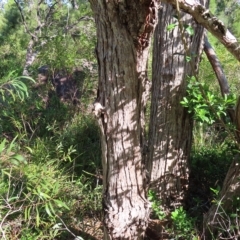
89;1;158;239
23;39;37;76
147;2;206;211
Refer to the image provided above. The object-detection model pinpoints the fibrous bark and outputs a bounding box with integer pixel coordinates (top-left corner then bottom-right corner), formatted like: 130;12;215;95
147;1;206;211
89;1;158;239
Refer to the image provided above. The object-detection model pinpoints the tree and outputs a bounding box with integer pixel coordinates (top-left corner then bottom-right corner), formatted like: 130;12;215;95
89;0;158;238
147;0;207;211
0;0;27;77
14;0;61;75
14;0;92;76
89;0;240;239
168;1;240;239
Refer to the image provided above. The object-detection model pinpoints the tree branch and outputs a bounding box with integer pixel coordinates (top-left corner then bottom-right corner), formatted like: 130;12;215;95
36;0;44;29
45;1;58;25
14;0;37;39
203;36;236;128
64;16;94;34
164;0;240;62
203;36;230;96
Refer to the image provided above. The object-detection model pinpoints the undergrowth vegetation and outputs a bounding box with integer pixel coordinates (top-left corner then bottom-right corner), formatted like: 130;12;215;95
0;55;102;240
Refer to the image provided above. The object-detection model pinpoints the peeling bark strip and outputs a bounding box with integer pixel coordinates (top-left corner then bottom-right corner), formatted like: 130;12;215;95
89;1;158;239
164;0;240;62
147;1;206;211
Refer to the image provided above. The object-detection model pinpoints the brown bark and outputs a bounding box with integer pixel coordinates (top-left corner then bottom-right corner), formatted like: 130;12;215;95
164;0;240;62
147;2;206;211
89;1;158;239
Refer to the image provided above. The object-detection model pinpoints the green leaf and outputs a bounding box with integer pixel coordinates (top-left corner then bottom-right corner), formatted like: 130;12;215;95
6;135;18;154
183;97;188;103
53;199;69;210
167;23;178;31
25;146;33;153
36;207;40;227
15;76;36;83
39;192;51;199
45;203;53;217
0;138;6;153
185;56;191;62
185;25;194;36
12;154;27;164
49;202;56;215
9;159;20;166
25;206;32;221
24;207;28;221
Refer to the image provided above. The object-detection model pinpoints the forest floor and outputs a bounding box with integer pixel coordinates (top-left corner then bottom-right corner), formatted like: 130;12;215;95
68;216;103;240
71;218;171;240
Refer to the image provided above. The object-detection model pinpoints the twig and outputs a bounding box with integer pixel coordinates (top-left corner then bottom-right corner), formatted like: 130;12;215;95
56;215;77;238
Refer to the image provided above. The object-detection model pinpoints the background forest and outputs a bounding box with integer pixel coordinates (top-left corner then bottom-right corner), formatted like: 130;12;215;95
0;0;240;239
